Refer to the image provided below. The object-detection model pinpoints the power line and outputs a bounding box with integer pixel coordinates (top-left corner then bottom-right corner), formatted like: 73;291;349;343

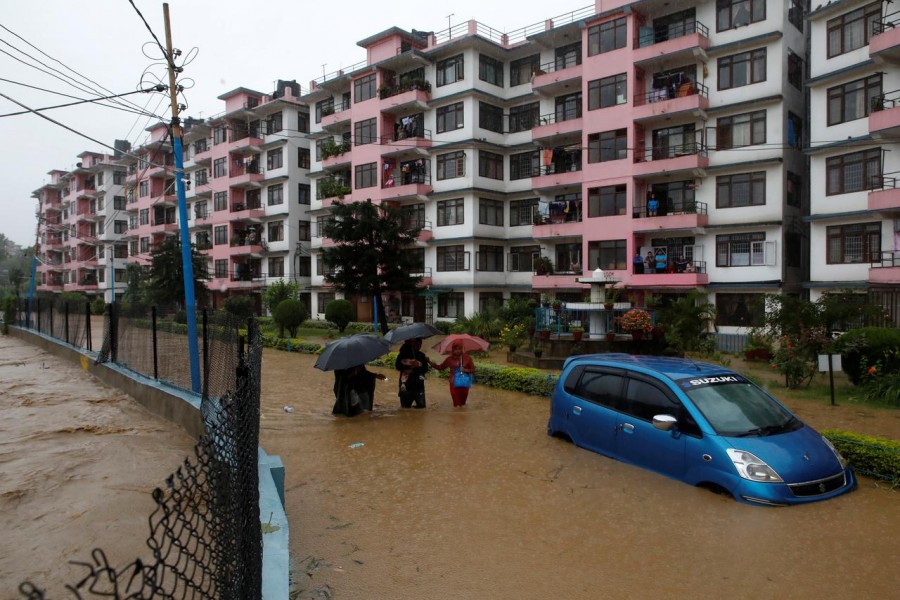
0;85;164;118
126;0;168;64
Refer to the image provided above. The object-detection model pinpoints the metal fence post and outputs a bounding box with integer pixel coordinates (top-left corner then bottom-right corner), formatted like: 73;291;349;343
109;302;118;364
36;299;41;334
65;302;70;345
49;301;54;339
86;302;92;351
202;309;209;399
152;306;159;380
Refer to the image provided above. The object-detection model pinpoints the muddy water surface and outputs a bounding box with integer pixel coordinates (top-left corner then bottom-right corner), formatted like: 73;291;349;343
261;349;900;600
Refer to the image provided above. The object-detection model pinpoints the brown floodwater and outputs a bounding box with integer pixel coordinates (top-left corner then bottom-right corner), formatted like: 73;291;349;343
260;349;900;600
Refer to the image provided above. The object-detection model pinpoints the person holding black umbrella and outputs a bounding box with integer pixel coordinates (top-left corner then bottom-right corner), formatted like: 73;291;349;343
395;337;430;409
332;364;386;417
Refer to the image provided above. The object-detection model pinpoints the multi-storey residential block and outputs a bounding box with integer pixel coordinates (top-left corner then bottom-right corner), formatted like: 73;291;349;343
808;0;900;324
304;0;812;331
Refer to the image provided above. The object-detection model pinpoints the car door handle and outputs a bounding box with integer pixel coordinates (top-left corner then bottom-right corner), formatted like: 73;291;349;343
621;423;635;434
573;406;582;416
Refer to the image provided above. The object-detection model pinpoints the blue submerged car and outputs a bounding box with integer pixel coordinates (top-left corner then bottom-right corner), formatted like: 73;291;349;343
547;354;856;506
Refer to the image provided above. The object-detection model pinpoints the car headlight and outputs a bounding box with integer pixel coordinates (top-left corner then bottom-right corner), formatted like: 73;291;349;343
726;449;783;483
822;436;849;469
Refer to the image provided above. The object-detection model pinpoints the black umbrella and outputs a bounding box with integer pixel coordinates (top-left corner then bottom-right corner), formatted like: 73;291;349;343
314;334;392;371
383;322;442;344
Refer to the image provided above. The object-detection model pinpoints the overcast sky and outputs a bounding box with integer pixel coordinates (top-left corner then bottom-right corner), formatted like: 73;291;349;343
0;0;574;247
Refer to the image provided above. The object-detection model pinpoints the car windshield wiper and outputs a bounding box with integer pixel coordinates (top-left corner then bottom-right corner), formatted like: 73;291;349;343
735;417;801;437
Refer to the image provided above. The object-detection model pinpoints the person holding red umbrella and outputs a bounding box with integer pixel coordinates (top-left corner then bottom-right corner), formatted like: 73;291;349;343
430;340;477;408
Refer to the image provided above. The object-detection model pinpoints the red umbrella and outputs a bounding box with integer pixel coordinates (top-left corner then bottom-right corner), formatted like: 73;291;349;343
432;333;490;355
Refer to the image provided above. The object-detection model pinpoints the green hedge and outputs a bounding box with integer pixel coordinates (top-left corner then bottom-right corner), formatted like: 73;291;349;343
836;327;900;385
823;429;900;485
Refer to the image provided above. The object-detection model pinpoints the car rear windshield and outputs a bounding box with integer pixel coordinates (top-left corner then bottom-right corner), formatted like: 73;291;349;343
679;378;800;437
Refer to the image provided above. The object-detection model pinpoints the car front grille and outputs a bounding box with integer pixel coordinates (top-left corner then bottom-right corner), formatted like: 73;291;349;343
789;472;846;497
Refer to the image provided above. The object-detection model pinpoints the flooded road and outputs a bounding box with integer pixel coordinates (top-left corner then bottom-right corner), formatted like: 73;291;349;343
261;349;900;599
0;335;196;597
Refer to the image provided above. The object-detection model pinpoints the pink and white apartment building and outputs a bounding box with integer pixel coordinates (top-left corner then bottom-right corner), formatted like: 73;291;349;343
305;0;811;330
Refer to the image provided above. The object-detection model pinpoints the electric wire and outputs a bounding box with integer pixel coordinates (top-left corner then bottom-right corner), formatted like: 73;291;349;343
0;86;164;118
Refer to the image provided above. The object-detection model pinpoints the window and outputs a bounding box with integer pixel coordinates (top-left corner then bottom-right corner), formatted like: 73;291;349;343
297;111;310;133
213;157;227;178
477;245;504;271
716;232;765;266
437;292;465;318
479;54;503;86
826;148;881;195
113;171;126;185
787;171;802;208
787;50;803;90
588;17;627;55
827;74;882;126
478;151;503;180
788;0;804;32
479;102;503;133
113;195;126;210
555;92;582;122
267;147;283;170
266;112;283;134
555;42;582;70
139;208;149;225
623;378;679;422
510;55;539;86
114;220;128;234
589;129;627;163
826;222;881;264
354;74;377;102
510;151;539;180
437;102;464;133
298;148;310;169
827;3;880;58
114;244;128;259
268;257;284;278
214;226;228;246
355;162;377;189
140;237;150;254
437;245;467;271
129;240;138;256
215;259;227;279
509;244;539;271
437;151;466;180
588;73;627;110
718;48;766;90
717;110;766;149
402;204;426;230
195;169;208;186
716;172;766;208
436;54;464;87
588;239;627;271
298;183;311;205
139;181;149;196
437;198;465;226
267;183;284;205
572;370;625;409
510;198;539;226
354;118;377;145
716;0;765;32
716;293;765;327
315;98;334;123
213;125;227;145
588;184;626;217
508;102;540;133
316;292;335;314
268;220;284;242
479;198;504;226
214;192;228;211
297;220;310;241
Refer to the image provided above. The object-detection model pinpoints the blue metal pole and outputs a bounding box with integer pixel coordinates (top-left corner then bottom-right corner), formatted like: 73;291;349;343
173;136;201;393
373;293;379;333
26;250;37;329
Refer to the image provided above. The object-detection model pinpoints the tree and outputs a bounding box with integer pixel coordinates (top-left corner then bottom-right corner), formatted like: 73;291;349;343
224;295;257;322
144;237;210;310
122;263;146;304
262;279;300;315
321;200;423;335
273;298;305;337
657;291;716;353
325;299;355;332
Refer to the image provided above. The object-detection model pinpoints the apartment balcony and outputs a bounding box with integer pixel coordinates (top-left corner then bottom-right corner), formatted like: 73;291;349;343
321;148;352;171
379;82;431;114
152;222;179;235
228;161;264;188
230;237;266;257
633;82;709;124
532;207;582;240
532;58;582;96
869;251;900;283
870;16;900;64
633;19;710;67
151;193;178;208
41;281;64;292
869;175;900;215
191;211;214;229
75;210;101;223
380;130;432;157
148;163;174;179
70;277;99;292
229;202;266;223
228;130;264;153
632;199;709;233
320;101;351;131
628;261;710;288
869;92;900;139
532;153;582;193
220;275;265;291
632;142;709;178
381;173;432;201
76;186;97;199
43;237;63;248
531;110;582;145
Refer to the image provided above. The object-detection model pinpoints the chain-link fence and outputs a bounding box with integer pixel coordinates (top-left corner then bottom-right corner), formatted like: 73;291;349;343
12;301;263;599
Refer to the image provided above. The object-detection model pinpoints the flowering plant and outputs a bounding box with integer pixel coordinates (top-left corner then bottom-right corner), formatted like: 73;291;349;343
618;308;654;333
500;323;526;348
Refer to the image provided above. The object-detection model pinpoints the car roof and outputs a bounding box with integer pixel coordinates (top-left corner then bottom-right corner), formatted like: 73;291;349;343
561;353;736;383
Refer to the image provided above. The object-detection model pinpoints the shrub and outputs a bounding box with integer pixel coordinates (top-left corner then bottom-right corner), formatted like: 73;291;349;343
324;299;355;333
856;373;900;408
90;297;106;315
618;308;653;333
434;321;454;334
2;295;15;333
273;299;306;337
835;327;900;385
823;429;900;485
224;295;257;322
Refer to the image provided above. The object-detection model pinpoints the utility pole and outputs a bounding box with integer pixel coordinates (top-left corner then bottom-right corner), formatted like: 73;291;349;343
163;3;201;393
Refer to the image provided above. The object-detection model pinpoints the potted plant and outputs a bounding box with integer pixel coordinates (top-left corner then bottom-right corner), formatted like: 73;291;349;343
551;299;562;313
871;95;885;112
533;341;543;359
603;285;621;311
523;316;536;337
644;293;661;310
570;325;584;341
743;331;774;361
539;326;551;340
534;256;554;275
618;308;654;341
605;331;616;342
501;322;526;353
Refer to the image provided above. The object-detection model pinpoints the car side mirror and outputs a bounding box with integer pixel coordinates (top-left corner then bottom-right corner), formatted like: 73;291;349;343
652;414;678;431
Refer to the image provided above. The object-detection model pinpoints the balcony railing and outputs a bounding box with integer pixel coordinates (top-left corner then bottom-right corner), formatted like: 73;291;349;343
536;54;581;75
636;19;709;48
538;150;582;175
634;260;707;274
634;81;709;106
379;79;431;99
874;11;900;34
635;141;707;163
536;106;582;126
632;199;708;219
872;251;900;268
